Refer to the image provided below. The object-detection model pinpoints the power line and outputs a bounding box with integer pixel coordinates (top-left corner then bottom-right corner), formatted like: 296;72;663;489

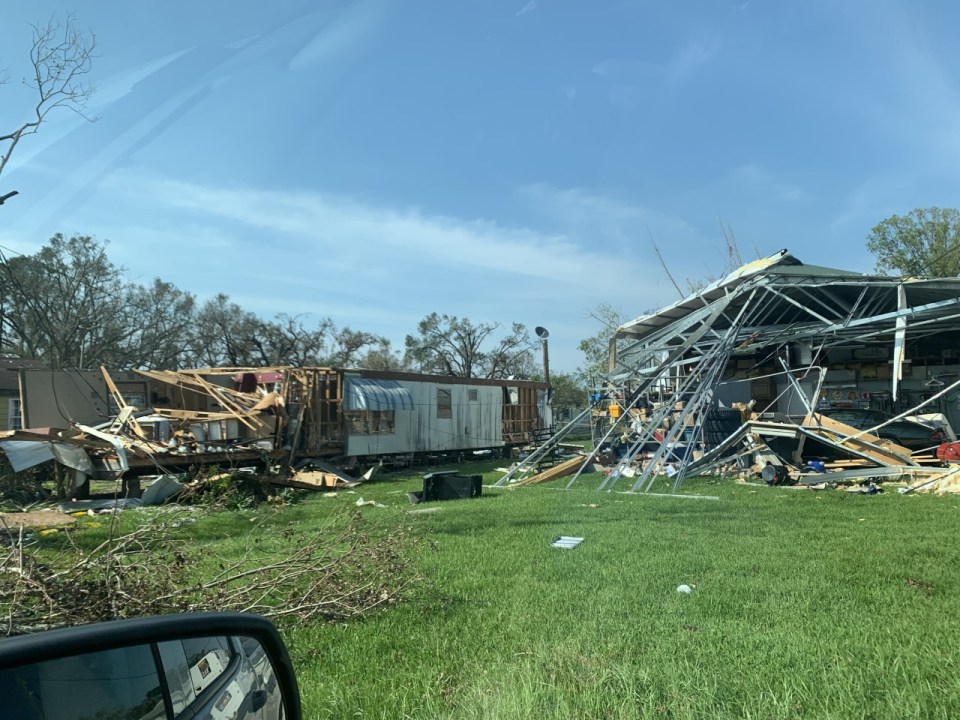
917;241;960;277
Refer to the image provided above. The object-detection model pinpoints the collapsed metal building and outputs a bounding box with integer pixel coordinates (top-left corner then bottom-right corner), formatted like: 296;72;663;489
502;249;960;493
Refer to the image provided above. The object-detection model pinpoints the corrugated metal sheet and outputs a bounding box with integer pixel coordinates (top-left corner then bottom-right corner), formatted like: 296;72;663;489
0;440;54;471
0;440;92;473
344;377;415;411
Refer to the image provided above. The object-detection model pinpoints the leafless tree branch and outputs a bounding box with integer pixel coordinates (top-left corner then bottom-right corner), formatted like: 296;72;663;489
0;14;96;195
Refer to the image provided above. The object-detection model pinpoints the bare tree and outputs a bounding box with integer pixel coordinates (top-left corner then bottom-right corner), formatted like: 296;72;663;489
186;300;388;369
119;279;196;369
326;327;389;368
187;294;267;367
404;313;535;378
0;15;96;201
650;220;755;296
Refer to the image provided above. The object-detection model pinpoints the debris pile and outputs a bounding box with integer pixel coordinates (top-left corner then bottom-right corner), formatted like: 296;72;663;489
512;250;960;495
0;367;361;504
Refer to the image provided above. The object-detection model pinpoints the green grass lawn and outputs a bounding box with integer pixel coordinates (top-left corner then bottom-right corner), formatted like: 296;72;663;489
263;466;959;719
38;464;960;718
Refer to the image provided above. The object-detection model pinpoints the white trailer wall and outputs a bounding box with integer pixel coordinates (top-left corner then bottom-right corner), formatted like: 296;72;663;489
345;381;504;456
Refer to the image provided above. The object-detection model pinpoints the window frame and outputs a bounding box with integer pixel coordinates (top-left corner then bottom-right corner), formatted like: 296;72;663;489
437;388;452;419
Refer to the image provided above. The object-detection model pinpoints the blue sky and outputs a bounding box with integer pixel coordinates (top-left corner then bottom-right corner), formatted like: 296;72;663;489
1;1;959;372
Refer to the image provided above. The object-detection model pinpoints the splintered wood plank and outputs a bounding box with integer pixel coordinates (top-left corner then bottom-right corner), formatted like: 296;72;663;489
152;409;238;422
803;413;915;466
514;455;586;486
100;366;150;442
189;375;259;430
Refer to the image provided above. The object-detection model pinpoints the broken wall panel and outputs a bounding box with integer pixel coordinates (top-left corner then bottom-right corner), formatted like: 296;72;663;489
13;365;553;480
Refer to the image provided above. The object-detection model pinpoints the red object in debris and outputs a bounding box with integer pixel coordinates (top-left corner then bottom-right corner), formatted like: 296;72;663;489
231;371;284;385
936;442;960;462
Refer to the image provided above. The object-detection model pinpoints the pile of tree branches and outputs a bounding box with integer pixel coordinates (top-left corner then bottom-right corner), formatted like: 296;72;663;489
0;508;424;636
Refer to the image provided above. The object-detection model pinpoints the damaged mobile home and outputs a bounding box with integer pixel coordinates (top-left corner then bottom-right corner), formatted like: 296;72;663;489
504;249;960;493
2;366;551;495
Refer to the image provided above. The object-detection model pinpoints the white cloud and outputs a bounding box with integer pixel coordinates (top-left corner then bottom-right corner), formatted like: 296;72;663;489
288;0;387;71
517;182;705;250
666;39;719;84
516;1;538;17
727;164;811;204
89;173;689;371
113;174;632;288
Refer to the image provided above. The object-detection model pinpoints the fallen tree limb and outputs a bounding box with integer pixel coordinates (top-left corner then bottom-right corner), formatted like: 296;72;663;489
0;508;424;636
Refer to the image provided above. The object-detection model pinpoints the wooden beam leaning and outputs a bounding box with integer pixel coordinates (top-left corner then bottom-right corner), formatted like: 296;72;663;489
802;413;916;466
100;366;151;442
190;374;260;431
513;455;587;487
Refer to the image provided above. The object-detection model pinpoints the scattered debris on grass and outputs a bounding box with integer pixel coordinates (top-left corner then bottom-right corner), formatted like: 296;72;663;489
355;497;386;508
408;471;483;504
551;536;585;549
0;509;423;636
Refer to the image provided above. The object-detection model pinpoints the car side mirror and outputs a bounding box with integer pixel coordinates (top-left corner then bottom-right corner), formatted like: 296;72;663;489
0;611;301;720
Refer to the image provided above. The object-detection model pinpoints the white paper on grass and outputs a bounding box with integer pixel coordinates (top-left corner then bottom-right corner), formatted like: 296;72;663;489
551;536;584;549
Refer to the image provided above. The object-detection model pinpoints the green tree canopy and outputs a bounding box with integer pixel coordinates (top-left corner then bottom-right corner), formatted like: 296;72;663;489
866;207;960;277
545;371;588;413
0;235;387;370
576;303;626;386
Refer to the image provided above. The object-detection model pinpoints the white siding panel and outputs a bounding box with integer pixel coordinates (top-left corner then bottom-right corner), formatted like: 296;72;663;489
345;381;504;456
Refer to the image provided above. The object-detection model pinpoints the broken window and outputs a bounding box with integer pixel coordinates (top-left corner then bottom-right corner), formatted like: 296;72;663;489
6;398;21;430
371;410;396;433
437;389;452;419
344;410;396;435
107;382;148;413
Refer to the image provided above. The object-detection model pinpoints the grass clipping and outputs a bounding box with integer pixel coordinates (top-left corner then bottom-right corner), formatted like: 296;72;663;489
0;509;422;636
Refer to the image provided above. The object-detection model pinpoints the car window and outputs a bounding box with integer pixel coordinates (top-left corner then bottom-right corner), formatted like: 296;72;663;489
0;644;164;720
158;638;197;715
827;411;858;426
241;635;283;717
